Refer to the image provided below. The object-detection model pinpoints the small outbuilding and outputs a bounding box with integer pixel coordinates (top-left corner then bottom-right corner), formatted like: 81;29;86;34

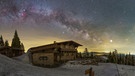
0;46;24;57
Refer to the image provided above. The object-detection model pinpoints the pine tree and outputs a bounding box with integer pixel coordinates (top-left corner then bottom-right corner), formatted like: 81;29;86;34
123;55;126;65
77;52;82;58
114;49;118;63
0;35;4;46
125;54;128;65
128;52;131;65
11;30;21;49
131;55;134;66
121;54;125;64
108;51;112;62
84;48;89;58
112;52;116;63
20;43;25;51
91;52;94;59
119;54;122;64
5;40;9;47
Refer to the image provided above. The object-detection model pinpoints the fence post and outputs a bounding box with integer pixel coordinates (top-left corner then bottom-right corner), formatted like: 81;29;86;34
89;67;92;76
85;67;94;76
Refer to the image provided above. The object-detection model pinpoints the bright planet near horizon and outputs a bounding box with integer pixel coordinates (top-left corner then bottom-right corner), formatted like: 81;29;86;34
110;40;113;43
1;0;135;54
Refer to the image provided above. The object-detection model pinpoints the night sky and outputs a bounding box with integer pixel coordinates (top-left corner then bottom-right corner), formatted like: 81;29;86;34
1;0;135;54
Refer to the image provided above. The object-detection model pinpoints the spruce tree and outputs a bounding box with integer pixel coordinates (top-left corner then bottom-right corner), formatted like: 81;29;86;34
123;55;126;65
20;43;25;51
119;54;122;64
84;48;89;58
5;40;9;47
0;35;4;46
128;53;131;65
112;52;116;63
11;30;21;49
108;51;112;62
131;55;134;66
80;52;83;58
121;54;125;64
91;52;94;59
125;54;128;65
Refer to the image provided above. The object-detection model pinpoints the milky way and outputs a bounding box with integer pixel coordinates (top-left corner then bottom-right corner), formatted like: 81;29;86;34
1;0;135;53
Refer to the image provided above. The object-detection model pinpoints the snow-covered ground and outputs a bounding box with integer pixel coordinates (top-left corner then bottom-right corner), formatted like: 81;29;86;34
0;54;135;76
13;53;30;63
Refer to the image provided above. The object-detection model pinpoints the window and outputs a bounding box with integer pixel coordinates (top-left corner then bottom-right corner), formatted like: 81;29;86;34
39;56;48;60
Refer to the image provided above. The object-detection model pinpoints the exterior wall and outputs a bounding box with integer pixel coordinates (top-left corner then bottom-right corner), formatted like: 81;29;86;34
32;52;54;66
60;52;76;61
60;44;75;49
60;44;65;48
29;41;81;66
70;45;75;49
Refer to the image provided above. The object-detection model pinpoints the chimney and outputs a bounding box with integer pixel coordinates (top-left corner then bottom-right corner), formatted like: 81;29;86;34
54;41;56;44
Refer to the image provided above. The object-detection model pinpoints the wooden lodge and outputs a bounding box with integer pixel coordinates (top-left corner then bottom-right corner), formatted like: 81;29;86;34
0;46;24;57
28;41;82;67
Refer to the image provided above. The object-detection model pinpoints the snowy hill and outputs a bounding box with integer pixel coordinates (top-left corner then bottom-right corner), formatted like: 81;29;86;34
13;53;30;63
0;54;135;76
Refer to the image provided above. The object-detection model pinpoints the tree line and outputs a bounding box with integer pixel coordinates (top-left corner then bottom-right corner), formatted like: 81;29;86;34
107;49;135;66
0;30;25;51
77;48;135;66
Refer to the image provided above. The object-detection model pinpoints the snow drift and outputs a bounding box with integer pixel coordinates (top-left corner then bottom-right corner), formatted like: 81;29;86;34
0;54;135;76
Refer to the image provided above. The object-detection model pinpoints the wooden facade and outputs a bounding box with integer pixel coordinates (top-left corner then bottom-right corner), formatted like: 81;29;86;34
0;46;24;57
28;41;82;67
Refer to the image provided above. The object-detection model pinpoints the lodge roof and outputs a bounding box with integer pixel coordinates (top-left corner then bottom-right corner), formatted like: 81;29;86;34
29;40;82;51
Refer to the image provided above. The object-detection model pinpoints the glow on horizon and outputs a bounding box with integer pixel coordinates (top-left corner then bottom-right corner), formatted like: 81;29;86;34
1;29;135;54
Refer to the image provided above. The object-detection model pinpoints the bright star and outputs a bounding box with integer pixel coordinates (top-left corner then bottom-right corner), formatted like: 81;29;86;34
110;40;113;43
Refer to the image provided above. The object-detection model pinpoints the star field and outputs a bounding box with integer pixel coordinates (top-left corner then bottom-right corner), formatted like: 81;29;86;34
1;0;135;53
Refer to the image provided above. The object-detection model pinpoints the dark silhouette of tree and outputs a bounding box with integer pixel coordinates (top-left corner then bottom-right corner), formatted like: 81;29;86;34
112;52;115;63
11;30;21;48
91;52;94;58
5;40;9;47
78;52;82;58
83;48;89;58
108;51;112;62
128;53;131;65
0;35;4;46
118;54;122;64
20;43;25;51
125;54;128;65
121;54;125;64
107;50;134;66
123;54;126;65
131;55;134;66
114;49;118;63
